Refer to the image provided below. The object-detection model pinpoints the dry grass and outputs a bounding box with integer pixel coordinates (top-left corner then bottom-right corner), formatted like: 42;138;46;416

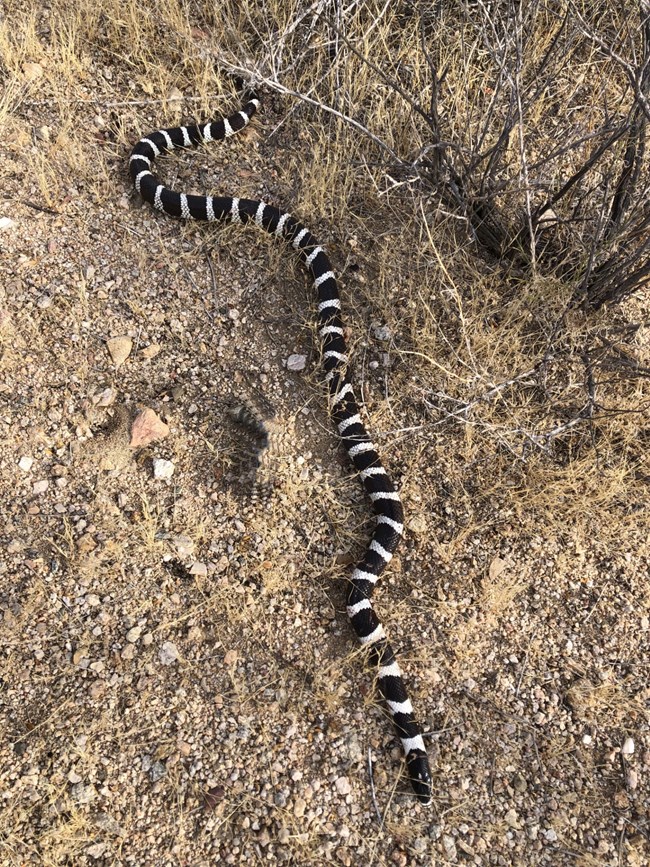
1;0;649;864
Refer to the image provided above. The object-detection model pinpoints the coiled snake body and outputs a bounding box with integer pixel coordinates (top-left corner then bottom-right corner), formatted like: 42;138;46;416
129;93;432;804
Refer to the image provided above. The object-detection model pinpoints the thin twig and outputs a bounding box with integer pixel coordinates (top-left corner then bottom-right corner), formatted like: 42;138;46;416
368;747;384;827
212;56;404;164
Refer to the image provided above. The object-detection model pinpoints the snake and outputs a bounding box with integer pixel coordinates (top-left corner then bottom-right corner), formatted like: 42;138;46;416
128;91;432;804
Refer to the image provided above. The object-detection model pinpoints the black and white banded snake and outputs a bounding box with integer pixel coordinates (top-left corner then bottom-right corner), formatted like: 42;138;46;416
128;92;432;804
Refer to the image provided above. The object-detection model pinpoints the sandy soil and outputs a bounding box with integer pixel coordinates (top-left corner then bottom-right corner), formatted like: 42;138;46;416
1;3;649;865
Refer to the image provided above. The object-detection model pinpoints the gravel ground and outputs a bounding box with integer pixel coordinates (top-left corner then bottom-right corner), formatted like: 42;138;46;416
2;16;650;866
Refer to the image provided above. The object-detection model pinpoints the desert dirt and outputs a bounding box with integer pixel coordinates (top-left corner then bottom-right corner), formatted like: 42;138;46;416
1;1;649;865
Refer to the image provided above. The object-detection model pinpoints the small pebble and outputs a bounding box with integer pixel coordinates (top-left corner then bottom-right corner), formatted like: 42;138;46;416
159;641;179;665
441;836;457;859
106;335;132;366
287;354;307;371
18;456;33;471
153;458;174;480
407;515;427;534
22;61;43;80
72;783;97;804
141;343;161;359
622;737;635;756
150;761;166;782
334;776;351;795
372;323;392;341
505;808;520;828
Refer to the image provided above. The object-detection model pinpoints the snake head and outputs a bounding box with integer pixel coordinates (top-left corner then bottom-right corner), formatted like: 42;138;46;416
407;750;432;805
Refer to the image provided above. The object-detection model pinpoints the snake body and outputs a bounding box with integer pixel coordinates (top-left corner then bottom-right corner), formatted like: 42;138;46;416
129;93;432;804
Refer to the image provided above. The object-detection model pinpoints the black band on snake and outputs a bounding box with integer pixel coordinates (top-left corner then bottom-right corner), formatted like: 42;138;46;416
128;93;432;805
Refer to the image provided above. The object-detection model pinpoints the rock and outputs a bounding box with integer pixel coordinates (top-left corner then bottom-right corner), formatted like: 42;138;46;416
159;641;179;665
0;217;15;230
622;737;635;756
512;773;527;793
23;62;43;80
150;760;166;782
32;480;48;495
153;458;174;479
489;557;508;580
130;408;169;448
95;813;124;836
77;534;97;555
72;783;97;804
141;343;161;359
106;335;132;366
94;387;116;407
171;535;194;557
343;733;363;764
441;835;457;860
372;323;392;341
407;515;427;534
334;776;351;795
505;808;520;828
287;354;307;371
89;682;105;700
18;456;33;471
